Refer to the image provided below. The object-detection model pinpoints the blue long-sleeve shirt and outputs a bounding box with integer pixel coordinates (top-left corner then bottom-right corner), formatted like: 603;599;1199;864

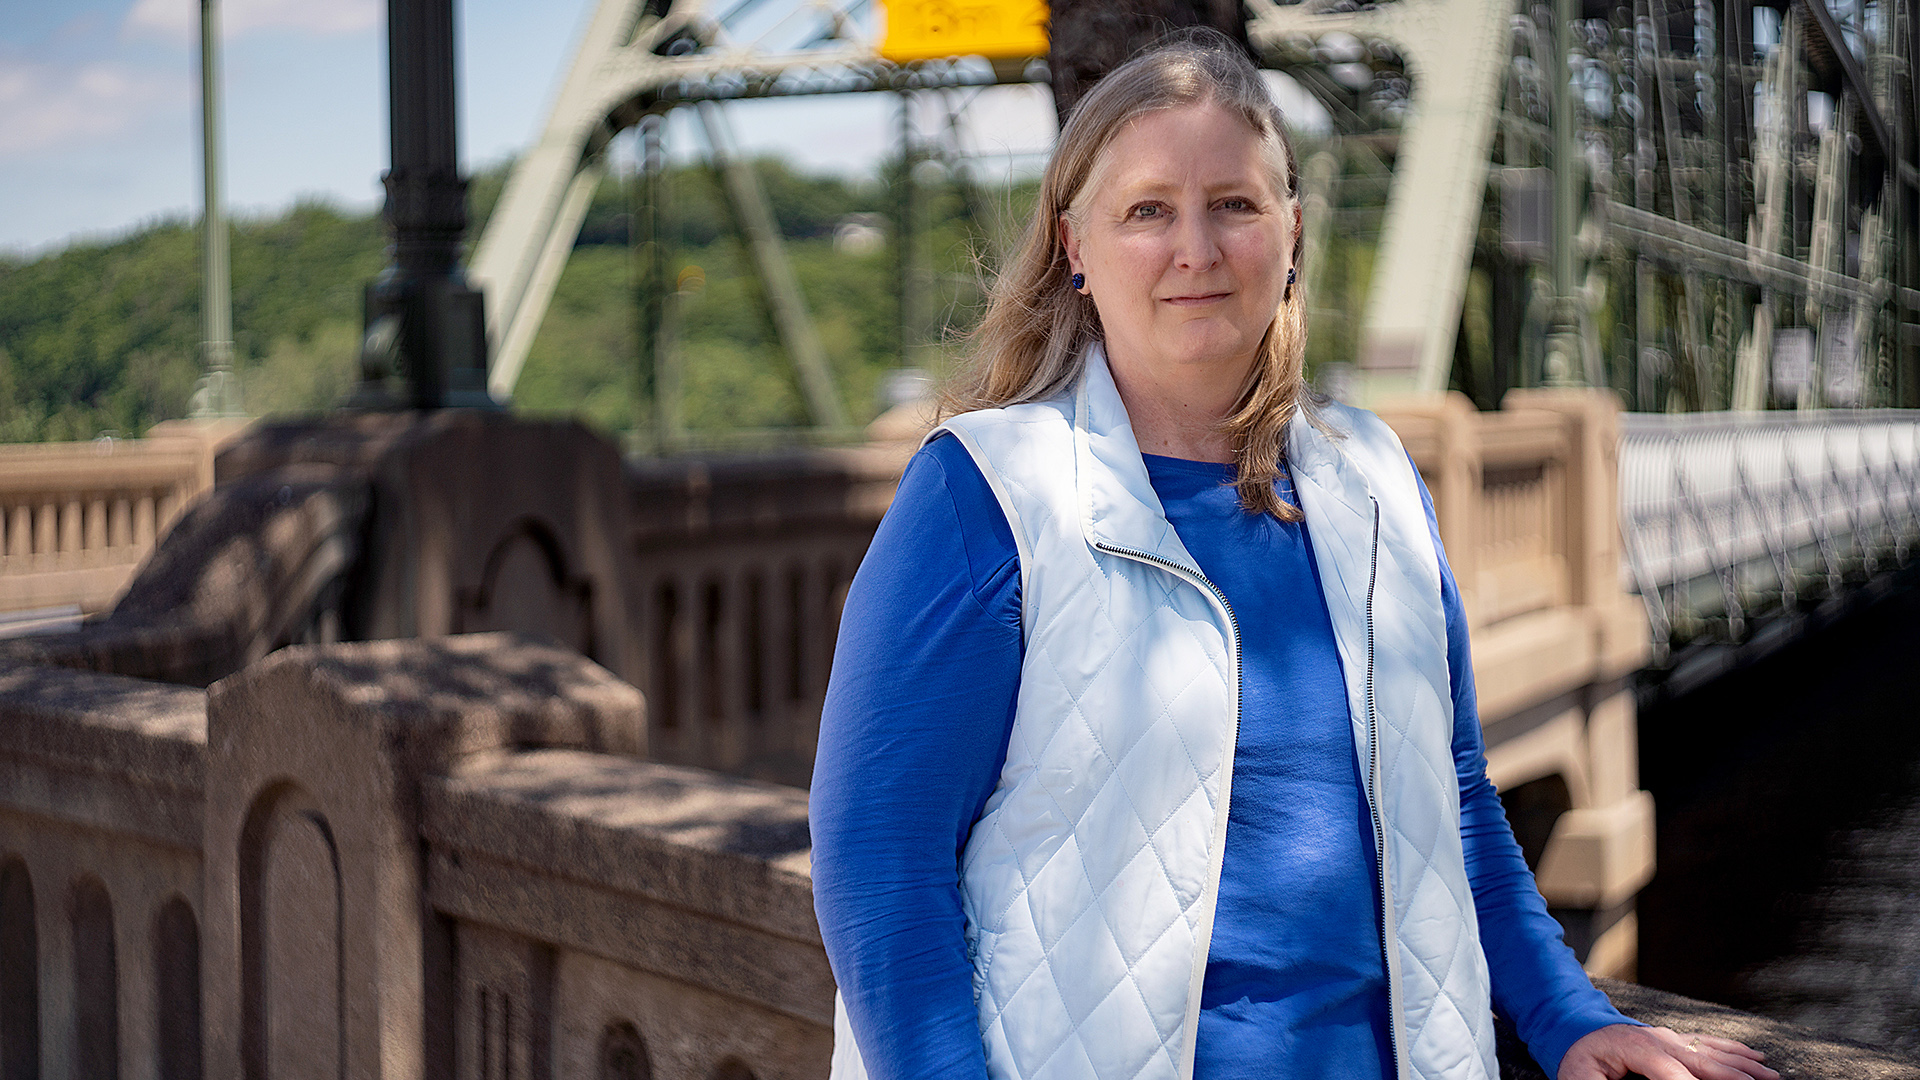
810;434;1631;1080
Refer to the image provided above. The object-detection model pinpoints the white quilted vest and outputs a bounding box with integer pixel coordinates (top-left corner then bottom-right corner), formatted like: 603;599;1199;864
830;348;1496;1080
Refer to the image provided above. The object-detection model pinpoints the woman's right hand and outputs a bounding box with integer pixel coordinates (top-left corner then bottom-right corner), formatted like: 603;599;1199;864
1557;1024;1778;1080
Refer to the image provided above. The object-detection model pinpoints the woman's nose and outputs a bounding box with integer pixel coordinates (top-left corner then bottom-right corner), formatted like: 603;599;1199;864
1172;213;1222;272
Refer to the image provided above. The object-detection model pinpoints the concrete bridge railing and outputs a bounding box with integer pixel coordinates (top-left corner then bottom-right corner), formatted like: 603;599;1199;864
2;634;1915;1080
1;395;1652;974
1374;389;1653;977
621;444;908;787
1619;409;1920;655
621;391;1655;974
0;421;246;632
0;633;829;1080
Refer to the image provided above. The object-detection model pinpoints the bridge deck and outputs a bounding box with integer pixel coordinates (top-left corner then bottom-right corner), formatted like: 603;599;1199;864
1619;409;1920;655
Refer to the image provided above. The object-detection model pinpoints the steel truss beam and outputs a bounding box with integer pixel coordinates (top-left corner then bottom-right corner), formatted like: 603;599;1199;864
1796;0;1911;191
1254;0;1920;408
478;0;1920;412
468;0;1032;400
1246;0;1519;398
1607;201;1917;312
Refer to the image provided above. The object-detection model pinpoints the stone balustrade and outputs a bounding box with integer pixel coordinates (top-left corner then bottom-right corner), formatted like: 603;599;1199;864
0;422;246;624
524;393;1658;975
1373;391;1654;977
0;633;829;1080
1;634;1914;1079
622;444;909;787
2;395;1654;975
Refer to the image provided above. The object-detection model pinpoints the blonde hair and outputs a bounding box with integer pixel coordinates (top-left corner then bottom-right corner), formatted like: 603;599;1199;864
945;32;1312;520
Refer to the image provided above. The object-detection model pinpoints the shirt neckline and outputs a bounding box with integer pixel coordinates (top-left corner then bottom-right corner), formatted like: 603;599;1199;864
1140;451;1236;478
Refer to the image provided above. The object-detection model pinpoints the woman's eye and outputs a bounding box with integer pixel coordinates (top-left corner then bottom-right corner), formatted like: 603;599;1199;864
1218;198;1255;212
1130;204;1164;220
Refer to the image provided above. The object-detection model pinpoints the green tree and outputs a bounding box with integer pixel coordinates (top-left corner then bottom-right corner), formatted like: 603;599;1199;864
0;154;1017;446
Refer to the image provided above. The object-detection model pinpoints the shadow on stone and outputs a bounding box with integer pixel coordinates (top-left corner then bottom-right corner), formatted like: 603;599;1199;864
1495;977;1920;1079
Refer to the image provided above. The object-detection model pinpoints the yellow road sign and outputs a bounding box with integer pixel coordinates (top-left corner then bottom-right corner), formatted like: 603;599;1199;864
879;0;1048;63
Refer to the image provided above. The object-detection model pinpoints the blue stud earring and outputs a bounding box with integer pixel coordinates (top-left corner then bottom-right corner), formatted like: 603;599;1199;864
1070;273;1085;291
1287;267;1297;286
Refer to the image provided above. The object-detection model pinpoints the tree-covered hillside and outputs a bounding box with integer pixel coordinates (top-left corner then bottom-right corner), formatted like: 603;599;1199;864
0;156;1015;445
0;205;385;442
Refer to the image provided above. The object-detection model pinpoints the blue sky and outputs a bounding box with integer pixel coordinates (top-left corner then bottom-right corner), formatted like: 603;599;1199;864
1;1;1329;257
1;0;1064;256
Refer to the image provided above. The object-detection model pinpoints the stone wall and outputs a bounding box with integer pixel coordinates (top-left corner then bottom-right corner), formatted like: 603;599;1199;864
0;634;826;1080
1;636;1913;1079
0;663;205;1080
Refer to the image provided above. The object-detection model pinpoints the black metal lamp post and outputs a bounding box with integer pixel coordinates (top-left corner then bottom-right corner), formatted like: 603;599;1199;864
357;0;495;409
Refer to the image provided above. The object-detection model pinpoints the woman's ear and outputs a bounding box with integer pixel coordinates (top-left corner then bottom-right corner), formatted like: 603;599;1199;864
1058;213;1084;280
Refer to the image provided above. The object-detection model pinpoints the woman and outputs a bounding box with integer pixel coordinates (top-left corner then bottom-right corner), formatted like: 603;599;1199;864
810;35;1773;1080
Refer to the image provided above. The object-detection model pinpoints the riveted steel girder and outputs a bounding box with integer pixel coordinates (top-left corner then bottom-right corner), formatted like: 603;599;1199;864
1246;0;1519;399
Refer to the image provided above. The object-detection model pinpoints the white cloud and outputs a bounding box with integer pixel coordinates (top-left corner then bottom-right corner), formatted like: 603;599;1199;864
123;0;381;42
0;61;186;154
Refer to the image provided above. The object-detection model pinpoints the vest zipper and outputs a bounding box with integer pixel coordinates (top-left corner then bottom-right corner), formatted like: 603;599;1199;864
1090;539;1240;1080
1361;497;1403;1080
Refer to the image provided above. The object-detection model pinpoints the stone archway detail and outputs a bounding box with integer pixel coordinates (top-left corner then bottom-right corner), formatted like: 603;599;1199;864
458;517;595;656
238;783;346;1080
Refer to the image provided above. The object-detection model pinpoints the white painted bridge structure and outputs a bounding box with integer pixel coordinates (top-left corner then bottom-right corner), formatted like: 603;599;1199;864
1620;410;1920;664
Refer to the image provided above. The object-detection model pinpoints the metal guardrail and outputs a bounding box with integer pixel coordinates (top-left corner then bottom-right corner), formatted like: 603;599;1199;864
1619;410;1920;656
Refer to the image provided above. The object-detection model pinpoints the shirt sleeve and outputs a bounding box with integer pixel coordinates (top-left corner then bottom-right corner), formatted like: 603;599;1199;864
1413;469;1640;1079
809;434;1023;1080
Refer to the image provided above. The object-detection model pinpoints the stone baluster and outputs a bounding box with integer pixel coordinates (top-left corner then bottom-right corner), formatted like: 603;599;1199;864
135;493;157;551
109;497;132;551
714;567;748;769
86;496;108;556
35;501;57;563
60;498;82;561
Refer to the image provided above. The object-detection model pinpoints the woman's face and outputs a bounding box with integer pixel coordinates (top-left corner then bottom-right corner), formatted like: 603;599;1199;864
1061;102;1297;391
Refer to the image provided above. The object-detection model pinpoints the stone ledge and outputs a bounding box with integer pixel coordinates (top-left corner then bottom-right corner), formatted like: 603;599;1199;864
430;847;834;1026
209;631;646;768
423;747;827;1025
423;748;814;940
0;665;205;778
1497;978;1920;1079
0;666;207;848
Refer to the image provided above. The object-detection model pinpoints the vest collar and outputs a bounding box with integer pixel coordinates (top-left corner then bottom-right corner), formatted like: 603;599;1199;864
1071;344;1379;557
1073;344;1204;570
1285;396;1381;535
